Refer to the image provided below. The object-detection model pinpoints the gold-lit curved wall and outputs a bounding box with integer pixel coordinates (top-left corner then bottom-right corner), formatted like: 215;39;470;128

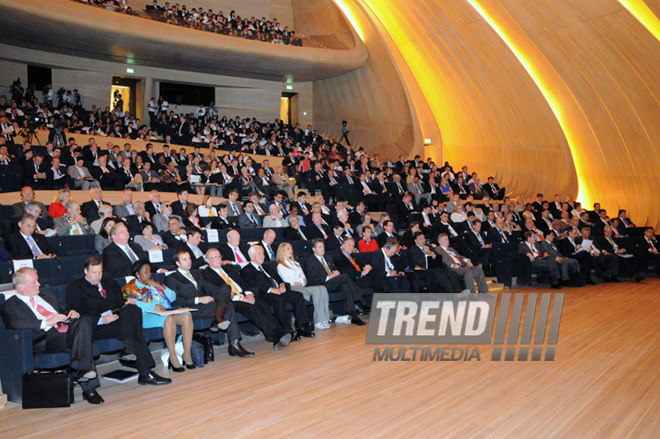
323;0;660;229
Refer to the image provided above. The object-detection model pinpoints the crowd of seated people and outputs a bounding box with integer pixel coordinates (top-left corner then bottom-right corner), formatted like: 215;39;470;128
74;0;302;46
2;144;659;405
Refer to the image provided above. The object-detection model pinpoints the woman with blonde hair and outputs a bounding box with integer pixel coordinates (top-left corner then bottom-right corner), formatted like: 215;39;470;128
276;242;331;330
49;188;71;218
198;195;218;217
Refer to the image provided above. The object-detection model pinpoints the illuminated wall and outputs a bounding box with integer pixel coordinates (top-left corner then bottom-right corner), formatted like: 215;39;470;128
318;0;660;228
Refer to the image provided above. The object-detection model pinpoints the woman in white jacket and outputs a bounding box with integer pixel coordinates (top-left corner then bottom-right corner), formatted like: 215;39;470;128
276;242;331;329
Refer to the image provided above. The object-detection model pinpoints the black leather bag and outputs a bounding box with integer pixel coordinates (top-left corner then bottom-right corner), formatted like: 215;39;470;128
192;333;214;364
22;371;74;409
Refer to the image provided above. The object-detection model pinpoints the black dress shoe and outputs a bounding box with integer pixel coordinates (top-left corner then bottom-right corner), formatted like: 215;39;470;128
182;360;196;370
82;389;105;405
297;327;315;338
167;359;185;373
351;316;366;326
138;371;172;386
604;277;612;283
586;279;596;285
550;282;562;290
611;276;621;283
228;340;255;358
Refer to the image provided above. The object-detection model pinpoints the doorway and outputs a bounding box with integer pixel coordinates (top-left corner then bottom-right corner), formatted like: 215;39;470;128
111;76;142;117
280;92;298;126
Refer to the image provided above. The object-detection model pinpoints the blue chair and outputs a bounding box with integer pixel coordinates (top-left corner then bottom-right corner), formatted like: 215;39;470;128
0;290;99;403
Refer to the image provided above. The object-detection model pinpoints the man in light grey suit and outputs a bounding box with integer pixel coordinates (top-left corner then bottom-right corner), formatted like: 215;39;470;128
152;203;182;232
54;202;94;236
435;233;489;294
226;189;244;217
67;157;95;190
407;175;431;206
113;188;136;219
237;200;262;228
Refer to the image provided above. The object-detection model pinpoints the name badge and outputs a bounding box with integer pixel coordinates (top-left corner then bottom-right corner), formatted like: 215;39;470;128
13;259;34;272
207;229;219;243
149;250;164;263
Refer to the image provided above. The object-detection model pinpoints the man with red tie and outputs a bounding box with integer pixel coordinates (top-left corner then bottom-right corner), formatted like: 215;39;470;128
435;233;489;294
518;231;562;289
1;268;103;404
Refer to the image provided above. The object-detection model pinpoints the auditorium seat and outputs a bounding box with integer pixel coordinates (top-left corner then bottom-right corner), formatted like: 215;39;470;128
0;289;99;403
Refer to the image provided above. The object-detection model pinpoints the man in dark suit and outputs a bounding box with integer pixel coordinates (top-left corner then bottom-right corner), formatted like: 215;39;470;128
102;222;148;278
219;229;251;268
81;186;112;224
283;214;309;241
177;227;208;269
558;228;596;285
483;176;505;200
165;249;253;357
334;238;373;290
369;238;412;294
202;249;292;351
24;154;51;189
409;232;464;294
66;257;170;385
377;220;402;248
170;188;189;217
6;214;57;259
144;190;164;218
464;220;493;269
325;224;346;253
518;231;562;289
0;268;103;404
241;245;314;337
305;239;367;325
596;226;643;281
237;201;261;228
577;227;619;282
161;217;188;249
305;212;331;241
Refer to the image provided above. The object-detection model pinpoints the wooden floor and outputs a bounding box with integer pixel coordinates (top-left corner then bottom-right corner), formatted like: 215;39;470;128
2;280;660;438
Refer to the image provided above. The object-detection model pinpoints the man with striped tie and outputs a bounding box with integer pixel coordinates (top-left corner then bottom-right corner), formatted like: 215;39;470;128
6;214;58;259
435;233;489;294
102;223;148;278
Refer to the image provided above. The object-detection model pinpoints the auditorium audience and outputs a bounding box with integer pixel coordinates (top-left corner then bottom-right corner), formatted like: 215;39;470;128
3;81;660;408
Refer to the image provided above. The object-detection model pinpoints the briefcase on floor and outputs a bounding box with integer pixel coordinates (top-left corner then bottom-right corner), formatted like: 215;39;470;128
22;371;74;409
192;333;214;363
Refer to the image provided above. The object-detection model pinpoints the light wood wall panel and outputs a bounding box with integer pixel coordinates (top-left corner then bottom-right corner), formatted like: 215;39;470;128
488;0;660;229
308;0;430;160
327;0;576;197
0;60;27;93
